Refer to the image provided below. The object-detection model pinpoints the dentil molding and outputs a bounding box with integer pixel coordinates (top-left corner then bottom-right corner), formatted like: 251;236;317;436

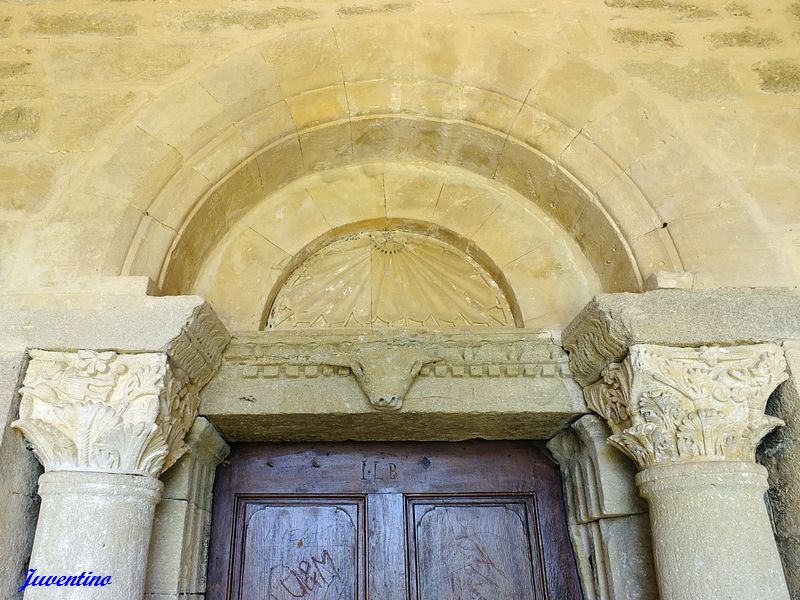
225;329;570;411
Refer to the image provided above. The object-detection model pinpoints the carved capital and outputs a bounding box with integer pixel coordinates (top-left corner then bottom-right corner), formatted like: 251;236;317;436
12;350;200;476
584;344;788;469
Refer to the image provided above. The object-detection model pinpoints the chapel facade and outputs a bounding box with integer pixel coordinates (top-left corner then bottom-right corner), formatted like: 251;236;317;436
2;1;800;599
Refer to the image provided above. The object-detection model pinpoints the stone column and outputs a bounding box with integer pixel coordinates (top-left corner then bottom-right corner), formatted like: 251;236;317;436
548;415;656;600
145;417;230;599
11;350;202;600
585;343;790;600
0;350;41;600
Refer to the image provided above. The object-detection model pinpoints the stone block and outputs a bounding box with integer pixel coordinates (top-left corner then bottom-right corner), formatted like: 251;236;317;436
384;164;442;222
0;106;39;143
259;27;341;97
600;515;658;600
345;79;402;116
198;47;282;121
248;185;330;255
146;499;212;595
135;80;226;157
643;271;694;290
286;85;350;130
27;13;136;36
306;164;385;227
194;227;288;330
0;285;209;353
160;418;229;511
564;288;800;385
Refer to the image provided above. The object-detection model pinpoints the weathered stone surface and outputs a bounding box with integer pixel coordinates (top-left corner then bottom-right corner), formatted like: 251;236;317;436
0;16;12;37
28;13;136;36
643;270;694;290
44;92;139;152
0;62;32;79
640;461;790;600
563;288;800;386
0;106;39;142
26;471;162;600
0;279;228;355
0;151;63;215
612;27;679;47
623;59;741;101
761;341;800;598
707;27;781;48
146;418;228;596
201;330;587;440
337;2;414;16
724;2;751;17
754;60;800;94
0;351;40;600
47;41;193;83
167;8;317;32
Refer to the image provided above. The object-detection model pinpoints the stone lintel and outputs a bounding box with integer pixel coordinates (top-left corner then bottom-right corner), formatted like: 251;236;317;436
563;288;800;386
200;329;587;441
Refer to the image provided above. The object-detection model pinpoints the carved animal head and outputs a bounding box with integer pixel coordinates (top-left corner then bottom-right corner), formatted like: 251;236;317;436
328;346;437;411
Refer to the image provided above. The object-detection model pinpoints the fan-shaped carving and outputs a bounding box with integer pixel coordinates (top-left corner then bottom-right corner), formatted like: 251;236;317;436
267;230;515;329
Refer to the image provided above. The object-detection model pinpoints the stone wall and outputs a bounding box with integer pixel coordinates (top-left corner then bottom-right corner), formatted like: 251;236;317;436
0;0;799;307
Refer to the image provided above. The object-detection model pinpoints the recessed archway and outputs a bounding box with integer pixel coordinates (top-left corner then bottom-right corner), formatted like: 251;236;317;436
61;22;687;331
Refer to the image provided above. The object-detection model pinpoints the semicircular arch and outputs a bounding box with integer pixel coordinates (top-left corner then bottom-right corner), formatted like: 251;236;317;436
55;21;687;327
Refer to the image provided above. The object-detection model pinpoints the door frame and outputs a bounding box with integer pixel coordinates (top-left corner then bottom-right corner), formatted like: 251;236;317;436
144;330;656;600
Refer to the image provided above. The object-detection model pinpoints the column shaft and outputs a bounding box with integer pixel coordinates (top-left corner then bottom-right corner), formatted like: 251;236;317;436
639;461;788;600
22;471;162;600
581;343;792;599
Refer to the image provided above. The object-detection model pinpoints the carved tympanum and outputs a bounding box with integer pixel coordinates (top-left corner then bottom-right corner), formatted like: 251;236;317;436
12;350;199;476
268;230;515;329
584;344;787;469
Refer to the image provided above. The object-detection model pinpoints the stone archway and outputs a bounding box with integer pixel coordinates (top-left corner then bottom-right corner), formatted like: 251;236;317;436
50;22;691;309
2;14;797;600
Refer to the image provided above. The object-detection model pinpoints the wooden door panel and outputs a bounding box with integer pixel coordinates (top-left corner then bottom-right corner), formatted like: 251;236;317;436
208;442;582;600
408;497;542;600
366;494;407;598
232;498;365;600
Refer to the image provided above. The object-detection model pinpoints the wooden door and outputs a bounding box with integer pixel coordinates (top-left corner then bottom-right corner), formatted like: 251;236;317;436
207;441;582;600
